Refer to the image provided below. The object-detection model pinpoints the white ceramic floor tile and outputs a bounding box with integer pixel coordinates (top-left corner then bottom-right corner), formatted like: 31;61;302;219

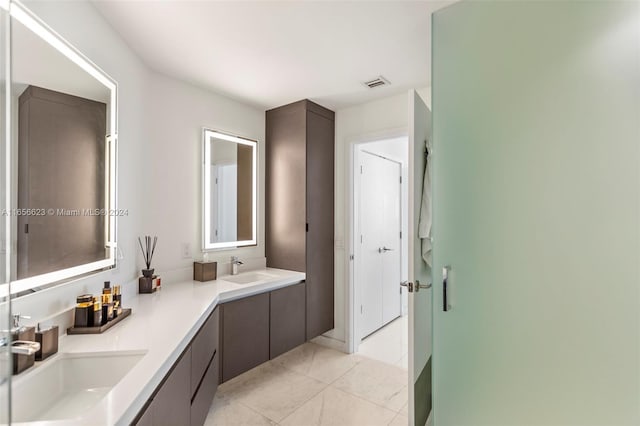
358;315;408;368
280;386;397;426
388;413;409;426
272;342;363;384
218;361;327;423
400;401;408;417
332;358;408;412
204;393;276;426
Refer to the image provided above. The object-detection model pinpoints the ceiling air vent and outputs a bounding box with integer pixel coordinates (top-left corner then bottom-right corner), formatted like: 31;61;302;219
363;76;390;89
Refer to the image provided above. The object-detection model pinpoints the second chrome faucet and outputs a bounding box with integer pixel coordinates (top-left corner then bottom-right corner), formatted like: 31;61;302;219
230;256;243;275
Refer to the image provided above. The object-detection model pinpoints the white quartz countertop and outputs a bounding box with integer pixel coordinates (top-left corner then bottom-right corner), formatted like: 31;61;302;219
11;268;305;426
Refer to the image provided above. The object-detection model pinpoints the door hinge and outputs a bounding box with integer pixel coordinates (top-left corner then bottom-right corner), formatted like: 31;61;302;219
24;224;28;234
349;254;354;261
360;235;363;244
400;176;402;184
306;223;309;232
400;231;402;239
360;305;363;314
360;165;363;174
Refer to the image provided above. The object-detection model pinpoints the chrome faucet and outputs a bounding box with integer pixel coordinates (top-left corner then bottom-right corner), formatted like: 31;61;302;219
13;314;30;330
3;314;40;374
231;256;243;275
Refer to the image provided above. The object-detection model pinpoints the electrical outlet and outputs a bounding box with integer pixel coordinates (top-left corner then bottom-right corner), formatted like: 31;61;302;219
181;242;192;259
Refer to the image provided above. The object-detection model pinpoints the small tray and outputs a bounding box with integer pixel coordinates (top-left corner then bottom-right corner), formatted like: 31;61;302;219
67;308;131;335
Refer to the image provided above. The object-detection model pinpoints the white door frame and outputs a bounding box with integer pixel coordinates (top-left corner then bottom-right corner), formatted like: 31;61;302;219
346;127;408;354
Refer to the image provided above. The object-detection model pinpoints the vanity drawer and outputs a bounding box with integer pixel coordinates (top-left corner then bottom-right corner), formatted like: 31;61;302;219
191;306;219;397
190;351;219;426
151;347;192;426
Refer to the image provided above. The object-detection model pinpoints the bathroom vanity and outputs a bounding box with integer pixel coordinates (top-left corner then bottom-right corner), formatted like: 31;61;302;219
9;269;305;425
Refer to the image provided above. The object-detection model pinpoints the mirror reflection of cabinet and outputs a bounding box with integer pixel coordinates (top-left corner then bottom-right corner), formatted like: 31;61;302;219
266;100;335;340
202;130;257;250
17;86;107;279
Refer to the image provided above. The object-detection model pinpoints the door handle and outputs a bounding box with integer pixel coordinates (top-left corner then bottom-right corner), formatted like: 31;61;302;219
443;265;451;311
400;280;431;293
378;246;394;253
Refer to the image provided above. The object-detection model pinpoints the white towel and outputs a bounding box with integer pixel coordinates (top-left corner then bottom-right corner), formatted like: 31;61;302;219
418;147;432;266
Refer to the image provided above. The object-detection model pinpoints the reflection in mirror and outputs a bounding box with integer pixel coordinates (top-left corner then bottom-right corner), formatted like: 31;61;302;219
203;129;256;250
2;2;117;296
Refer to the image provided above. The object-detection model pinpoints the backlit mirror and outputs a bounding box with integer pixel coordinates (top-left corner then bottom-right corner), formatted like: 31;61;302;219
1;2;117;296
203;129;256;250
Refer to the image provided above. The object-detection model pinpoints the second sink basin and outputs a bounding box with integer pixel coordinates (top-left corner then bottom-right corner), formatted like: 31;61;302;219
10;350;145;422
224;272;277;285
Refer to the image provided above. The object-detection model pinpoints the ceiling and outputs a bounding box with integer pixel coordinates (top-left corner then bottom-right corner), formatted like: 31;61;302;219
92;1;453;110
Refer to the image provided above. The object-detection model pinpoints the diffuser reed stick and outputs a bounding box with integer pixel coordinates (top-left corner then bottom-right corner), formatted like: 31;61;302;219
138;235;158;270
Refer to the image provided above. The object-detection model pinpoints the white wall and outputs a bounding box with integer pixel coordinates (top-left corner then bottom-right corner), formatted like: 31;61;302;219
143;72;265;280
329;88;430;350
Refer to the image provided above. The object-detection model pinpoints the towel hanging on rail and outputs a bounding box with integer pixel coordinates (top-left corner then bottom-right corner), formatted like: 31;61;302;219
418;142;432;266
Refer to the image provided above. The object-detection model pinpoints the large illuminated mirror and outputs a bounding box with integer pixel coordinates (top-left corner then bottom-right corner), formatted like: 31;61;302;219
1;1;117;297
203;129;257;250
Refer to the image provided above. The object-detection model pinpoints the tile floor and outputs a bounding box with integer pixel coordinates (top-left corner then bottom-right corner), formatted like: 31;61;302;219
204;341;409;426
357;315;409;370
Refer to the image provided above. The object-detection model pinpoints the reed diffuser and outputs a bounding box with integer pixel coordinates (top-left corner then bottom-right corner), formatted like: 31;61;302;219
138;235;157;278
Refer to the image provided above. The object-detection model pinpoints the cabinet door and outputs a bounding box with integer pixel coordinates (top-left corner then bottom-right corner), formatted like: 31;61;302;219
270;283;306;359
305;109;335;339
191;306;219;397
152;348;192;426
221;293;270;382
266;101;307;272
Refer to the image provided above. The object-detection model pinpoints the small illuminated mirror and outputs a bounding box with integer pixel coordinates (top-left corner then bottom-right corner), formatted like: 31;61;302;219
203;129;257;250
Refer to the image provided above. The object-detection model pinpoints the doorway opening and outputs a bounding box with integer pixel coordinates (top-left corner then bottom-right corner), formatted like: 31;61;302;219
351;135;409;368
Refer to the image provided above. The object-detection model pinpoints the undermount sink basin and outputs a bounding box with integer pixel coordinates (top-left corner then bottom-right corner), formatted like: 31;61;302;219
224;272;277;285
11;351;145;422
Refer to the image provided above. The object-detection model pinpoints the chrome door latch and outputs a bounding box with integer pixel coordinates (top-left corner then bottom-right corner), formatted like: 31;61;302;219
443;265;452;311
400;280;432;293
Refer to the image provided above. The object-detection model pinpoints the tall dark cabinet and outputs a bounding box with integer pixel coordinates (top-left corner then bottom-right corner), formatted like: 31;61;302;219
266;100;335;340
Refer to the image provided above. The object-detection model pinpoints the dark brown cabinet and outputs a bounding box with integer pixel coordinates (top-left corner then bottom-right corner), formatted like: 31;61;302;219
270;283;306;359
191;308;219;397
266;100;335;340
190;308;219;426
134;307;219;426
220;293;270;382
135;283;309;423
190;351;219;426
151;348;192;426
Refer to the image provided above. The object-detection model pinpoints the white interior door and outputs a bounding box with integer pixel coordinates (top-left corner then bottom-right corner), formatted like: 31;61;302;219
358;150;402;339
431;2;640;425
408;90;432;426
